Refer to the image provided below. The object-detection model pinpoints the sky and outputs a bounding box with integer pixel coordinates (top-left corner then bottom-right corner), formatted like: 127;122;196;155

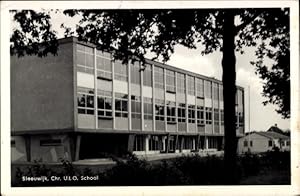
13;9;291;132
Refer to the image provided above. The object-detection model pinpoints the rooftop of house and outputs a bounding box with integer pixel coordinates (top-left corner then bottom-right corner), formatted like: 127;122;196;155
254;131;290;140
267;124;285;134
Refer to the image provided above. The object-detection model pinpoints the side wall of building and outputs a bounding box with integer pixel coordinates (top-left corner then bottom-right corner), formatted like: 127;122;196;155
238;133;273;153
11;41;75;132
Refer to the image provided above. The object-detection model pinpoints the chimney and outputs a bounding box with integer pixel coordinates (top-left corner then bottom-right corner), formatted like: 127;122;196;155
275;123;277;127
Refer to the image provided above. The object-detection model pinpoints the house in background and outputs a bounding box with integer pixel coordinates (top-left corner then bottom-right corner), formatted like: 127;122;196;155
238;130;290;154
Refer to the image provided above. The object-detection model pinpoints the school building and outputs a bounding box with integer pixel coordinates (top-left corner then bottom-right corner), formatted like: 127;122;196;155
11;37;245;163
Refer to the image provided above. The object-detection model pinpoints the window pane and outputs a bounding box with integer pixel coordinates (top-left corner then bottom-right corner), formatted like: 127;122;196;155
77;52;85;66
86;54;94;67
78;94;86;107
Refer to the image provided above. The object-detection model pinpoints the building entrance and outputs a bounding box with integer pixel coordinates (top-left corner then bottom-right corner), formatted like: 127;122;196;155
79;134;128;159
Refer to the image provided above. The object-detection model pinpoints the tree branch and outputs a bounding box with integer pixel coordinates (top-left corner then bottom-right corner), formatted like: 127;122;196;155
234;11;262;35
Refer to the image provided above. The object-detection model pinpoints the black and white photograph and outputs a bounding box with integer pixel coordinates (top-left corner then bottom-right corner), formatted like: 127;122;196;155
1;1;299;195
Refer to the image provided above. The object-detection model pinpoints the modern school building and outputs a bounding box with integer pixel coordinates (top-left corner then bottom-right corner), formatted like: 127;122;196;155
11;37;245;163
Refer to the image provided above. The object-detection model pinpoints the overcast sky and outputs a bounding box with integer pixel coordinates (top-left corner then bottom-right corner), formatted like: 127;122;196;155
13;9;291;132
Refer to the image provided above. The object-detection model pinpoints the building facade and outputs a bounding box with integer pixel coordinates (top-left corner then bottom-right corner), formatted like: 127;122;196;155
11;37;245;163
238;131;290;154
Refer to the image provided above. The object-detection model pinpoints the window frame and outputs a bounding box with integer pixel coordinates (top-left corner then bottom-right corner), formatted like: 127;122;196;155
77;87;95;115
154;67;164;89
155;99;165;121
96;50;112;81
97;90;113;119
76;44;94;74
166;101;176;124
115;93;128;118
114;60;128;82
188;105;196;123
166;70;176;93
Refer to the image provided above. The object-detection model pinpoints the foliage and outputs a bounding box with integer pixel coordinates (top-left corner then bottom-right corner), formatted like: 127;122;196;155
13;152;290;186
10;9;290;117
10;10;58;57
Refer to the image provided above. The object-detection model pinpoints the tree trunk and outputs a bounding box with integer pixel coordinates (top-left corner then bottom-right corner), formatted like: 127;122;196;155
222;10;238;184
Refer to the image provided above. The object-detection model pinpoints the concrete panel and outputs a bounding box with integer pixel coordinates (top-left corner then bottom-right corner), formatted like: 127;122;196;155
178;122;186;132
77;72;95;88
187;95;196;105
205;124;213;134
167;124;176;132
11;136;27;162
213;100;219;109
214;124;220;134
154;89;164;99
166;93;175;101
220;125;224;134
144;120;153;131
143;86;153;98
131;84;141;96
176;93;186;103
115;117;128;130
205;98;212;107
197;125;205;133
11;42;75;132
97;80;112;92
196;98;204;106
220;101;224;109
78;114;95;129
132;118;141;130
98;119;113;129
188;123;196;132
114;80;128;94
155;121;165;131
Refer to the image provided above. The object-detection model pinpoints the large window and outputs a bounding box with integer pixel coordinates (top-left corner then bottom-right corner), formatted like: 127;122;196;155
115;93;128;118
114;60;128;81
149;136;163;151
97;90;112;118
96;50;112;80
134;135;145;151
187;76;195;95
197;106;205;126
166;101;176;124
77;87;94;115
77;44;94;74
205;107;212;124
220;109;224;126
143;64;152;87
204;80;212;99
166;70;175;93
131;95;141;119
131;61;141;84
177;103;186;123
188;105;196;123
219;85;223;101
183;137;194;150
214;108;220;132
144;97;153;120
196;78;204;98
238;112;244;128
155;99;165;121
213;83;219;101
177;73;186;94
154;67;164;89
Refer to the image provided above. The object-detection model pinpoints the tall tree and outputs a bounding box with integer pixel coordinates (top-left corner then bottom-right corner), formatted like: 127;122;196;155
10;8;290;184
